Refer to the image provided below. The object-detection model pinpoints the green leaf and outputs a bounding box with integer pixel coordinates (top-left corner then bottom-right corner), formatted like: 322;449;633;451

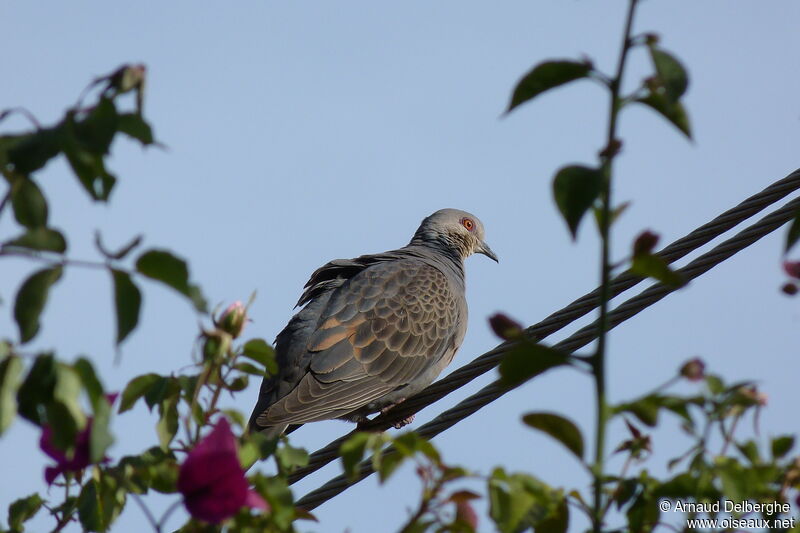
488;468;558;533
239;431;276;469
78;479;104;532
4;127;63;174
785;209;800;253
119;373;161;413
45;401;81;452
253;475;295;530
275;442;309;472
135;249;207;312
227;374;249;391
234;361;267;377
615;478;639;510
771;435;794;459
63;142;117;201
0;355;24;435
242;339;278;375
13;266;63;343
90;393;114;463
716;457;751;503
16;353;57;424
393;432;441;463
614;396;661;427
537;496;569;533
156;395;179;450
506;60;592;114
144;376;179;410
340;432;371;481
625;491;660;533
648;48;688;102
73;98;118;154
376;450;404;482
499;342;571;388
7;493;44;531
705;374;724;395
73;357;104;409
3;227;67;253
552;165;604;239
636;93;692;139
52;363;86;431
735;440;759;464
522;412;584;461
117;113;154;146
11;178;48;228
630;253;685;287
111;269;141;344
593;201;631;231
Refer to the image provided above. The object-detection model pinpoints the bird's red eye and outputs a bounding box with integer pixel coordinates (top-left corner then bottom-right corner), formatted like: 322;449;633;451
461;218;475;231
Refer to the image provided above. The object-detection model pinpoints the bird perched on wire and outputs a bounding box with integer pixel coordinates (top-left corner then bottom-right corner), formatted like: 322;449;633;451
248;208;497;438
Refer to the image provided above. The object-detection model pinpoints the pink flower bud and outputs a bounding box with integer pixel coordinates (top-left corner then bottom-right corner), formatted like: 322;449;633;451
783;261;800;279
488;313;524;341
782;282;798;296
217;301;247;339
679;358;705;382
455;500;478;530
633;230;660;257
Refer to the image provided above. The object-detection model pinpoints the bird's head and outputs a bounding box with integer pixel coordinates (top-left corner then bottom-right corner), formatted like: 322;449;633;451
411;208;498;262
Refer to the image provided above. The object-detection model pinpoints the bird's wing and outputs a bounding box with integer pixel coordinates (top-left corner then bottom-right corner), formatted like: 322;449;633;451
255;259;461;426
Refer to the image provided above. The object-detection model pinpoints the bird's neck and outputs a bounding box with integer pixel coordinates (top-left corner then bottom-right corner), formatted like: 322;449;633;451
403;242;466;285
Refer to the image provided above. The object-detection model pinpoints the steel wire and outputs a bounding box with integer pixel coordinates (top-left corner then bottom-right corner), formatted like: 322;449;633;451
294;186;800;511
285;169;800;487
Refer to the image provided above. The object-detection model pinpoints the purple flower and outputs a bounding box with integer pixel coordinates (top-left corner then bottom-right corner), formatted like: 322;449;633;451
40;422;92;484
177;418;267;524
40;394;117;484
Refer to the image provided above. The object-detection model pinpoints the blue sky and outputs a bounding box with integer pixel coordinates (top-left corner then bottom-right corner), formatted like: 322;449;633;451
2;2;799;531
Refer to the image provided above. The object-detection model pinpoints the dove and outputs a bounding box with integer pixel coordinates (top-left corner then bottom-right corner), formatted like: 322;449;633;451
248;208;497;437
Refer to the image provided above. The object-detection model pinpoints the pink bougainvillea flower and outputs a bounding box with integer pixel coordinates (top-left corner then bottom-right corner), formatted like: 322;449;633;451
177;418;267;524
40;421;93;484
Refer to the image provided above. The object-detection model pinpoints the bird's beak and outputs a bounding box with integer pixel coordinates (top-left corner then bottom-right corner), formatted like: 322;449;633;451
477;241;499;263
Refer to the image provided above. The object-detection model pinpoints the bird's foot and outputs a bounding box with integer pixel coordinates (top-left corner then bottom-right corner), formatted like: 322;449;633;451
381;399;415;429
355;416;382;432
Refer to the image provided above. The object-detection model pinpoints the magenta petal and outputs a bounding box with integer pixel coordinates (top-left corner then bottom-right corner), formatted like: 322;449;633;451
105;392;119;405
178;418;252;524
44;465;63;485
245;490;268;511
39;426;67;463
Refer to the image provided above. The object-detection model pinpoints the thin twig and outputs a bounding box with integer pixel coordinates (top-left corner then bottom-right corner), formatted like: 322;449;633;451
131;493;161;533
157;499;184;532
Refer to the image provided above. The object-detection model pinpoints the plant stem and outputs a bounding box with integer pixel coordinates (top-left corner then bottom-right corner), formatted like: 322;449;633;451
157;500;184;532
0;188;10;222
131;493;161;533
592;0;639;531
